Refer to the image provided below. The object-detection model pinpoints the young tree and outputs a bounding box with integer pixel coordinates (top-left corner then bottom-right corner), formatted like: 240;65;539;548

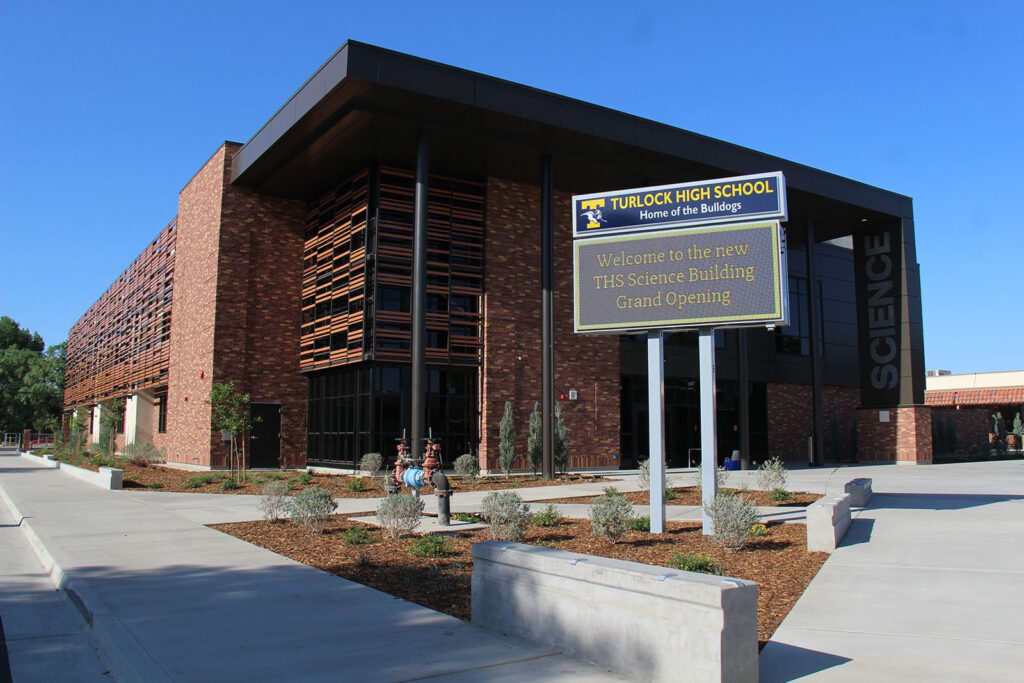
207;381;258;481
554;401;570;475
498;399;516;478
527;401;542;475
71;407;89;453
98;398;125;456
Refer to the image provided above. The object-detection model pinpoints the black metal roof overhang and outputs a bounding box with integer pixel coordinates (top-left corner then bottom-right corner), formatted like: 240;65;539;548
231;41;912;242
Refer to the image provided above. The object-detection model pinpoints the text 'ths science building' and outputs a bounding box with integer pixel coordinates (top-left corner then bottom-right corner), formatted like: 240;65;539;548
63;41;930;471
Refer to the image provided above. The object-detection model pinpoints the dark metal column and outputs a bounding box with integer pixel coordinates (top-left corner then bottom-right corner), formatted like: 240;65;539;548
805;221;824;466
541;155;555;480
411;131;429;457
737;329;751;469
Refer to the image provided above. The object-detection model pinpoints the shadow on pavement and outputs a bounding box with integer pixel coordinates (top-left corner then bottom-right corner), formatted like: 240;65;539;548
838;518;875;547
759;641;852;681
868;492;1024;511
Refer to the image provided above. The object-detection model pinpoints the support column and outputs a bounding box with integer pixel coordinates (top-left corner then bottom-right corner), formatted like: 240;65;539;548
411;131;429;457
647;331;665;533
805;222;824;466
737;329;751;470
699;329;718;534
541;155;555;480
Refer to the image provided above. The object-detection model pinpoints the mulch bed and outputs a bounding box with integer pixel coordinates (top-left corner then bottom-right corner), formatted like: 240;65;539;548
213;514;827;647
118;465;613;496
537;487;819;507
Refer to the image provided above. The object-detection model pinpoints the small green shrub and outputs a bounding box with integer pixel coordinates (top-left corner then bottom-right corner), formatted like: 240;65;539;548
290;487;338;533
453;453;480;479
147;482;164;490
703;493;758;551
359;452;384;478
628;515;650;532
90;454;117;468
258;480;291;522
410;533;454;558
532;503;563;527
123;441;164;464
184;472;222;489
768;487;792;503
749;523;769;537
346;478;368;493
589;490;633;542
668;551;721;575
603;486;624;498
451;512;482;523
294;472;314;486
756;456;788;492
342;526;376;545
377;493;424;538
480;491;531;541
664;485;677;501
220;478;240;491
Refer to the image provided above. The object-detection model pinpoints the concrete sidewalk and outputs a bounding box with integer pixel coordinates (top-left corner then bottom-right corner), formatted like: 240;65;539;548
759;460;1024;682
0;453;626;682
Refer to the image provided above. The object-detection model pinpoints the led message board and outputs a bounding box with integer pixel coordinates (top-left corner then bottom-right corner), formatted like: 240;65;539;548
573;220;788;333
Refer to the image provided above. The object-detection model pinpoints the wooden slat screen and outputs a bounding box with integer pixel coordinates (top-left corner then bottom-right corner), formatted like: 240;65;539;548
64;220;177;406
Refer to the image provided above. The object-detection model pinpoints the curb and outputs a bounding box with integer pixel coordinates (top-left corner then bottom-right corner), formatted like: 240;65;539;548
0;477;172;682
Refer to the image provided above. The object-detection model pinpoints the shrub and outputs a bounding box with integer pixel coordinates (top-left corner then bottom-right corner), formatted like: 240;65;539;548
628;515;650;532
694;465;729;491
90;454;117;468
451;512;482;523
377;493;424;538
637;459;650;490
359;452;384;478
756;456;788;492
123;441;164;464
342;526;376;545
668;551;721;575
293;472;314;488
147;482;164;490
527;401;542;475
749;523;769;537
184;473;222;489
290;487;337;534
453;453;479;479
768;487;792;503
258;480;291;522
554;401;570;474
703;493;758;551
220;478;240;491
480;491;531;541
410;533;454;558
498;400;516;477
589;490;633;543
346;478;367;493
532;503;563;527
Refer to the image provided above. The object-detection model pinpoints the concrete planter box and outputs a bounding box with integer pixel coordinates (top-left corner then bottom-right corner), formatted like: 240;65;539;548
472;541;758;682
21;451;122;490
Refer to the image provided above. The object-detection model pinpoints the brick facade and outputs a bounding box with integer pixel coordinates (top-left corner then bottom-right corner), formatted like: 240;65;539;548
766;383;860;462
166;143;306;468
929;407;991;454
481;178;620;471
856;405;933;464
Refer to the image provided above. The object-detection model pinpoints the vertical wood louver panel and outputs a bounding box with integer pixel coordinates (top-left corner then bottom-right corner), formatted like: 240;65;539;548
64;220;178;406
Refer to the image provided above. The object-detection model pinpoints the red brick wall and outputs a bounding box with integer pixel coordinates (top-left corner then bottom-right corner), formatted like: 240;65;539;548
767;383;859;462
166;146;229;465
857;405;933;463
481;178;620;471
930;407;990;453
166;142;307;468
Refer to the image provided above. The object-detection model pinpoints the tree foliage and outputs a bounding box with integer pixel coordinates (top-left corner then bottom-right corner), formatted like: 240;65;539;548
498;399;516;478
554;401;570;474
0;317;64;431
527;401;542;475
207;381;258;480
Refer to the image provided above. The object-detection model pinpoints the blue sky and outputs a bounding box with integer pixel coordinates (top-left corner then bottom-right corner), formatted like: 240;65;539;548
1;1;1020;373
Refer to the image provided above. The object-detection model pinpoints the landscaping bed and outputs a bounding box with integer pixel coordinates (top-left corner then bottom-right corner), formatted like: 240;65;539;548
116;465;613;496
537;487;819;507
213;513;827;647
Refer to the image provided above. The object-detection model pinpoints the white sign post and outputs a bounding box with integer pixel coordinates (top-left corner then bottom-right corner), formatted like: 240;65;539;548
699;329;718;533
647;330;666;533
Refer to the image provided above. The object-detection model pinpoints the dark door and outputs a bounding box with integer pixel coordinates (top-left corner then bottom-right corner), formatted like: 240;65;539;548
249;403;281;469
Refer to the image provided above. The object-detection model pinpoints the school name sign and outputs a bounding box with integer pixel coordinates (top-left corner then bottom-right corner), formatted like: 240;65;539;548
572;172;786;238
573;221;788;333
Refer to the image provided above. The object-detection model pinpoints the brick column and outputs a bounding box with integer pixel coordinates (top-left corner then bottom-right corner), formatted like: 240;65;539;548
857;405;932;464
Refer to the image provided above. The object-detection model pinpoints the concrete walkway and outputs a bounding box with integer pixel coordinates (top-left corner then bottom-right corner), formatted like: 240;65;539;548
759;460;1024;682
0;453;626;682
